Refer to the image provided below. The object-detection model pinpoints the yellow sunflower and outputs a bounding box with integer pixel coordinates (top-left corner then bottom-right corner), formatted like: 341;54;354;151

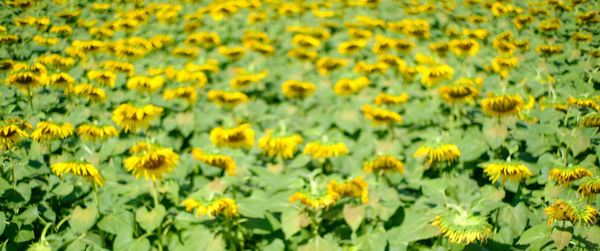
111;104;163;133
123;146;179;181
545;200;598;226
51;162;104;187
257;129;303;159
413;144;460;164
549;166;593;185
333;76;370;96
0;124;29;148
282;80;317;99
374;93;409;106
303;141;348;159
207;90;248;108
432;208;492;245
191;148;236;176
76;124;119;142
328;176;369;203
417;64;454;87
577;177;600;201
30;121;74;142
363;155;405;174
481;94;524;117
210;123;255;149
183;198;239;218
361;104;402;125
483;162;532;184
163;86;197;104
126;75;165;93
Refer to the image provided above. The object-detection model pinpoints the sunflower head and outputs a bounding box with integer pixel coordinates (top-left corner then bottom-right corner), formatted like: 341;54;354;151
545;200;598;226
303;141;348;159
191;148;236;176
483;161;532;184
577;177;600;201
361;104;403;125
328;176;369;203
364;155;404;174
481;94;524;117
549;166;593;185
432;208;492;245
51;162;104;187
0;124;29;148
282;80;317;99
30;121;74;142
413;144;460;164
123;146;179;181
258;129;303;159
209;123;255;149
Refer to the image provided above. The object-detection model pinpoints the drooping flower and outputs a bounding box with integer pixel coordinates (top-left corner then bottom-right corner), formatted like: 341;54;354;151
76;124;119;142
0;124;29;148
111;104;163;133
481;94;524;117
491;57;519;78
363;155;405;174
218;46;246;61
191;148;236;176
432;208;492;245
289;186;340;210
361;104;402;125
45;72;75;88
328;177;369;203
230;70;268;89
182;198;239;218
258;130;303;159
87;70;116;87
545;200;598;226
210;123;255;149
51;162;104;187
5;72;44;90
536;44;563;56
549;166;593;185
438;82;480;104
449;38;479;56
163;86;197;104
281;80;316;99
30;121;74;142
123;146;179;181
126;75;165;93
354;61;388;75
413;144;460;164
288;48;318;62
67;84;107;103
207;90;248;108
292;34;321;49
338;40;367;55
566;97;598;111
315;57;347;75
374;93;409;106
303;141;348;159
577;177;600;201
417;64;454;87
333;76;370;96
483;162;532;184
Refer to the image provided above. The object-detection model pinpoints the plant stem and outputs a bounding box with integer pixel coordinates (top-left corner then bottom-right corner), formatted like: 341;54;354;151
150;181;159;208
9;148;15;188
28;88;35;115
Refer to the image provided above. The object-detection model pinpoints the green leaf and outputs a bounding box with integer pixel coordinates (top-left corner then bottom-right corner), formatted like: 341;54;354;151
14;225;35;243
298;236;339;251
552;227;572;250
343;204;365;232
355;229;387;251
517;224;549;245
135;205;167;233
69;206;98;234
0;212;5;236
98;210;134;235
281;208;309;239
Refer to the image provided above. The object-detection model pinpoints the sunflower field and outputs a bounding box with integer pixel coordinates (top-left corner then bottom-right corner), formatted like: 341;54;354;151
1;0;600;250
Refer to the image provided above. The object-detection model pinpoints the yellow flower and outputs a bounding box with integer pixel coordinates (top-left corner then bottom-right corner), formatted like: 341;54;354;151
413;144;460;164
45;72;75;88
545;200;598;226
184;32;221;48
210;123;255;149
218;46;246;61
51;162;104;187
483;162;532;184
338;40;366;55
315;57;347;75
12;62;47;75
432;209;491;245
463;28;490;40
67;84;106;103
417;64;454;87
535;44;563;56
577;177;600;201
348;28;373;40
5;72;44;90
191;148;236;176
76;124;119;142
248;12;267;25
378;54;406;71
230;70;268;89
491;57;519;78
549;166;593;185
0;59;15;72
87;70;116;87
288;48;318;62
513;14;534;30
0;124;29;148
31;121;74;142
124;146;179;181
258;130;303;159
449;38;479;56
374;93;409;106
571;32;592;42
35;54;76;69
334;76;370;96
393;39;415;53
328;176;369;203
183;198;239;218
101;60;135;76
401;67;417;81
289;189;340;210
207;90;248;108
72;40;105;53
171;47;199;59
0;35;19;45
438;84;479;104
33;35;59;46
481;94;524;117
292;34;321;49
415;53;437;66
282;80;316;99
581;115;600;128
303;141;348;159
429;41;449;56
538;18;561;32
361;104;402;125
566;97;598;111
163;86;197;104
354;62;388;75
126;75;164;93
364;155;404;173
111;104;163;133
577;11;600;24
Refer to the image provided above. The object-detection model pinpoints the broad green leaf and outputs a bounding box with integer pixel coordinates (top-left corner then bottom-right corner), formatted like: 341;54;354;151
343;204;365;232
551;227;572;251
135;205;167;233
517;224;549;245
69;206;98;234
281;208;309;239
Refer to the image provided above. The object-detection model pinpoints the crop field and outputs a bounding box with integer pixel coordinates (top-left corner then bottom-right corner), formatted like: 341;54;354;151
1;0;600;250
